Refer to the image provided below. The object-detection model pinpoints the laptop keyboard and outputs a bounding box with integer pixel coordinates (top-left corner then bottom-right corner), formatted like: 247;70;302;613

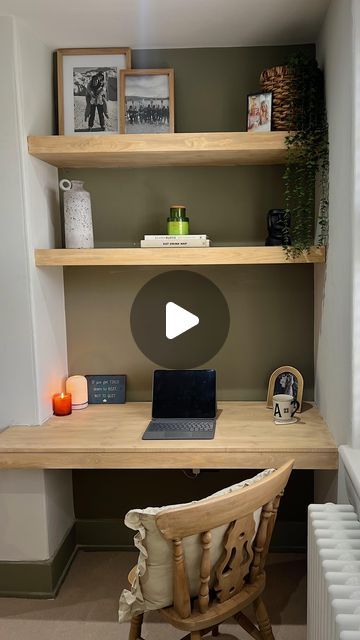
147;420;214;432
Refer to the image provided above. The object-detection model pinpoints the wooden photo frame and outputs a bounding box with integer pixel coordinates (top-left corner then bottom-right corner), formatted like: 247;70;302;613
247;92;272;132
120;68;175;134
56;47;131;135
266;366;304;412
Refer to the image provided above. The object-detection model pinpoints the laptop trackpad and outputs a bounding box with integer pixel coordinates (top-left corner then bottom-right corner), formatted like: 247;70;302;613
142;429;215;440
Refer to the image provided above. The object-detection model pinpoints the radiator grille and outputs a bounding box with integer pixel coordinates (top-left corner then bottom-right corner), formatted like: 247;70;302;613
308;504;360;640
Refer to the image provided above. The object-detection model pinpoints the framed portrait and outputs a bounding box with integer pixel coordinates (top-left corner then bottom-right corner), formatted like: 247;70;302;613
266;366;304;412
247;92;272;132
56;47;131;135
120;69;175;134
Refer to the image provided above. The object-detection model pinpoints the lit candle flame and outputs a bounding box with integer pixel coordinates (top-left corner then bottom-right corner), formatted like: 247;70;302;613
60;392;64;399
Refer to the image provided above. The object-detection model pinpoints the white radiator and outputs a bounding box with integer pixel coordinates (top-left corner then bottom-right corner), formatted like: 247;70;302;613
308;503;360;640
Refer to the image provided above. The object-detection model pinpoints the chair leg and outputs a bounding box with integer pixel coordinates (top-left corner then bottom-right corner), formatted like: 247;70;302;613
129;613;144;640
212;625;219;636
253;596;275;640
181;629;215;640
235;611;262;639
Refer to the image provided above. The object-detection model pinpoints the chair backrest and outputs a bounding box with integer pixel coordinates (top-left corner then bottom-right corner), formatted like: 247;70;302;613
156;459;294;619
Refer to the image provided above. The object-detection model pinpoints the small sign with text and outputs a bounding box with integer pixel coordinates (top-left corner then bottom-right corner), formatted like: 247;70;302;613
86;375;126;404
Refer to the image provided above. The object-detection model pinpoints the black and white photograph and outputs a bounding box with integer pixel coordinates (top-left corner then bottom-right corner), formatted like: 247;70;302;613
57;48;131;135
73;67;118;133
266;365;304;412
274;371;298;399
120;69;174;134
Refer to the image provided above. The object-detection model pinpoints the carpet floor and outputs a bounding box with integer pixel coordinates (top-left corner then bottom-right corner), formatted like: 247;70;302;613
0;551;307;639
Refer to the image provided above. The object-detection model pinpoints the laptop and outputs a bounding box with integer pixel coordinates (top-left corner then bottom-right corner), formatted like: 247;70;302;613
142;369;217;440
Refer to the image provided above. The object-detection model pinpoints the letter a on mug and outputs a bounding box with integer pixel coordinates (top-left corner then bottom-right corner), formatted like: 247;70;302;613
274;403;281;418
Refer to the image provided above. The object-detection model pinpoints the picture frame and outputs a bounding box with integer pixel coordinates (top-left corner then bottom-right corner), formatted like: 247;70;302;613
247;92;272;132
56;47;131;135
120;68;175;134
266;366;304;412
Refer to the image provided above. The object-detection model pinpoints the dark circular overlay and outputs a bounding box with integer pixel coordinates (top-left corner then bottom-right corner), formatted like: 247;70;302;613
130;270;230;368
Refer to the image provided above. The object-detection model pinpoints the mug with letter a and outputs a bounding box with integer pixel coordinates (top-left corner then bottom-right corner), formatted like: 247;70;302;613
272;393;299;424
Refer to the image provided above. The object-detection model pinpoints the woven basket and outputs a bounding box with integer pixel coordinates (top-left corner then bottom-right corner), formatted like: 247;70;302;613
260;65;297;131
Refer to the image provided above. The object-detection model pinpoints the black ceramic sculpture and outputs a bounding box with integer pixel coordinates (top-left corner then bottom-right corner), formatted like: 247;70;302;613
265;208;291;246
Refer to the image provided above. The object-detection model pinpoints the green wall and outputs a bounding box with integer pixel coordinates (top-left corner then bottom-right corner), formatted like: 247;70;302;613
64;263;314;401
131;46;313;133
61;44;315;531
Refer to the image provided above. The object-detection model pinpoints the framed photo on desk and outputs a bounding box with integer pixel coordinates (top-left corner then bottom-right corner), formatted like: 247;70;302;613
266;366;304;412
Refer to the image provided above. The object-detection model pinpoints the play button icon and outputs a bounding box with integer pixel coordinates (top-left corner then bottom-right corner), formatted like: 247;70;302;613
130;270;230;368
166;302;199;340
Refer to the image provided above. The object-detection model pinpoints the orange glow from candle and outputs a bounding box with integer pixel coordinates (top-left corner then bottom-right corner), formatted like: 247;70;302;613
53;392;72;416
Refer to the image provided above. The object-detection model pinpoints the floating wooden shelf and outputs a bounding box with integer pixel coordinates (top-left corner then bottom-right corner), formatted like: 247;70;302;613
28;131;289;168
0;402;338;470
35;246;325;266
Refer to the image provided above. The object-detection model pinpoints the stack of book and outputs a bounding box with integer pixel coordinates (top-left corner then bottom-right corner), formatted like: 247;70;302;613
140;234;210;248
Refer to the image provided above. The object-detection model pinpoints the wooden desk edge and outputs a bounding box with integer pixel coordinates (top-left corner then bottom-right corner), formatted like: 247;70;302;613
0;450;338;470
0;402;338;470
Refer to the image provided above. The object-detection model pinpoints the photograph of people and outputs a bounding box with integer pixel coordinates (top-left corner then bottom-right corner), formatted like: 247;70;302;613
247;95;260;130
247;93;272;132
274;372;298;401
73;67;118;133
122;71;174;134
260;98;270;126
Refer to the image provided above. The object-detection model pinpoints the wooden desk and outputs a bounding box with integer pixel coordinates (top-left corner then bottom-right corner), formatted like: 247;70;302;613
0;402;338;470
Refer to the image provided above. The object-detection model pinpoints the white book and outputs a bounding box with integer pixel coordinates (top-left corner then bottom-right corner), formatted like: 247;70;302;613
141;239;210;248
144;234;208;240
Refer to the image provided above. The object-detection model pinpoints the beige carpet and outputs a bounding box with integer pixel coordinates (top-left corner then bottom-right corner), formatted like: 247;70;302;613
0;551;307;639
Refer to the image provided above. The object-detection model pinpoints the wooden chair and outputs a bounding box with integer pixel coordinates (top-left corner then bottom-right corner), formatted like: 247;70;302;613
128;459;293;640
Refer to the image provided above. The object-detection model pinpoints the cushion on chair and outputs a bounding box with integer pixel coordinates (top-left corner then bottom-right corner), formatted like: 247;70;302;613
118;468;274;622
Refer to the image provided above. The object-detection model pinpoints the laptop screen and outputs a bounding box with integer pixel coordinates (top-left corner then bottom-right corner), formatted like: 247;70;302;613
152;369;216;419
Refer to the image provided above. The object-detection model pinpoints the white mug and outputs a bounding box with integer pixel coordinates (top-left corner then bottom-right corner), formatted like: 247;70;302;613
272;393;299;423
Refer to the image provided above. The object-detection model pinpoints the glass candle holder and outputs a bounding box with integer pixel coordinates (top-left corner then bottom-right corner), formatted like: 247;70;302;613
53;392;72;416
167;205;189;235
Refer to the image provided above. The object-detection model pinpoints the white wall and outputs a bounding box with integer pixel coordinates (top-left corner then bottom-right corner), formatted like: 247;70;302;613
0;16;38;429
351;0;360;448
0;16;74;561
0;471;49;560
44;470;74;556
315;0;354;446
0;470;73;561
15;18;68;425
0;17;68;429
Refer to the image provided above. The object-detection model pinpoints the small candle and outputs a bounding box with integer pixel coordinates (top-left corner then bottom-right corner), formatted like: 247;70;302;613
53;392;72;416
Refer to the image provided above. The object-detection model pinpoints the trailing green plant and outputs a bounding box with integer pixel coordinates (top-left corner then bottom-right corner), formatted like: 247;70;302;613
283;52;329;255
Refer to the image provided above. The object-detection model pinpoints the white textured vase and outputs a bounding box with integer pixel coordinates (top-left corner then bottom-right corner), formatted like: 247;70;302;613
60;179;94;249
